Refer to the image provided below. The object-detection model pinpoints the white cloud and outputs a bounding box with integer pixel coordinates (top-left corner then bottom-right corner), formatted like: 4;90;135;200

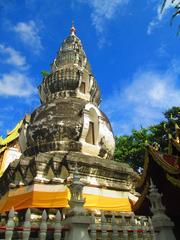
0;44;26;67
125;70;180;107
89;0;128;33
102;64;180;135
147;19;160;35
147;0;179;35
13;21;43;54
77;0;128;47
0;72;36;97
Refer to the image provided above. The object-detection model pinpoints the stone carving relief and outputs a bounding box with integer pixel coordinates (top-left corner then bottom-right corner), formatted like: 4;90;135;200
98;137;112;159
23;99;86;155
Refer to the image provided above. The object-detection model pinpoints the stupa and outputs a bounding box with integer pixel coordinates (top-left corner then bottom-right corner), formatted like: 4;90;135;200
0;25;138;216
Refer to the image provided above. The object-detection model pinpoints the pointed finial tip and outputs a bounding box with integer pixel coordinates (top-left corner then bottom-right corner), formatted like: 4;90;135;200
70;20;76;36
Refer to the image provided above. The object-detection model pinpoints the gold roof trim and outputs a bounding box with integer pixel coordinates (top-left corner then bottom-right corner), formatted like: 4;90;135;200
133;181;149;212
166;173;180;188
0;146;7;154
0;120;23;146
149;146;180;175
172;139;180;152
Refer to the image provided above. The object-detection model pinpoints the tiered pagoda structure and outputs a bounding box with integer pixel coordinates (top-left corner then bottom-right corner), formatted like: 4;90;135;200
0;26;138;216
134;122;180;238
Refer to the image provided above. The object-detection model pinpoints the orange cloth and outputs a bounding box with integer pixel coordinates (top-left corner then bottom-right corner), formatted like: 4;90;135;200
0;185;134;213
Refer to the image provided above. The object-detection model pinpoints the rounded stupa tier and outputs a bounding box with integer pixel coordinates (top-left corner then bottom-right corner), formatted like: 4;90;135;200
38;29;100;105
21;99;115;159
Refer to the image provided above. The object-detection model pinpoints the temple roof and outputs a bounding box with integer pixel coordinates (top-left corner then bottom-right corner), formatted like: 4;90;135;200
134;138;180;216
0;120;22;147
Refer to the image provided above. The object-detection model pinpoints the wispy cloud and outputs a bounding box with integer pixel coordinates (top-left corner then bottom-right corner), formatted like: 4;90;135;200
147;0;179;35
12;20;43;54
77;0;129;48
102;62;180;135
0;44;26;67
0;43;34;97
0;72;36;97
88;0;128;33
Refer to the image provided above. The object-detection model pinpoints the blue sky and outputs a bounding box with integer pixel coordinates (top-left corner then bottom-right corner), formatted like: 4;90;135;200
0;0;180;137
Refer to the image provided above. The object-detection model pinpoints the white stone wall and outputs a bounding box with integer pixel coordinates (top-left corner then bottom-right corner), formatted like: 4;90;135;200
80;103;115;158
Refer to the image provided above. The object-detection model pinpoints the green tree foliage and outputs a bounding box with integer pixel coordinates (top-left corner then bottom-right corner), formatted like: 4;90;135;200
114;129;149;172
114;107;180;172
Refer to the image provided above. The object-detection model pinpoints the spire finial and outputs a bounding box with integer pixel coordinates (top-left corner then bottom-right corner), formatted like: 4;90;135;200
70;20;76;36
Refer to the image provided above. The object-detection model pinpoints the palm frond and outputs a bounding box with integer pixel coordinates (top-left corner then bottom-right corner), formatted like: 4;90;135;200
170;10;180;25
161;0;167;13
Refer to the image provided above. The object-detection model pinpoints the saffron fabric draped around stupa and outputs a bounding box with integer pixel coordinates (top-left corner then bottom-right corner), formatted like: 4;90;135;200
0;184;137;213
